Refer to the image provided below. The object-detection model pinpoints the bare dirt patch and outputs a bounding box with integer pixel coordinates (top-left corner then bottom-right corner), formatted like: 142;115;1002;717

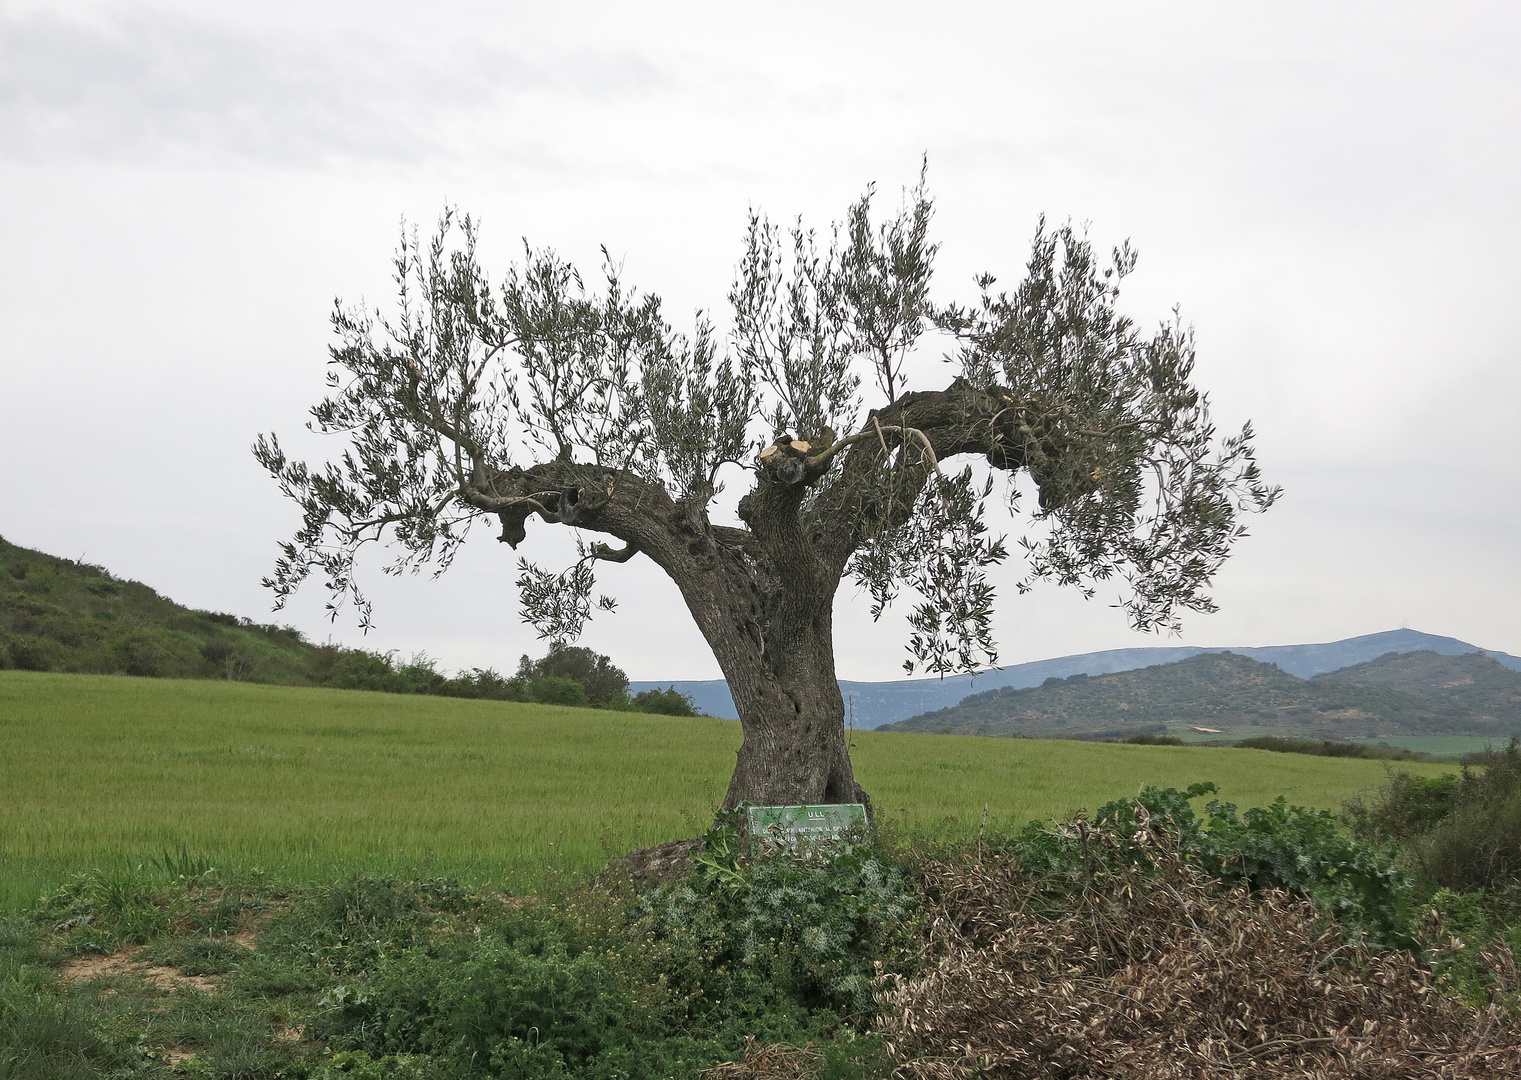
59;948;218;993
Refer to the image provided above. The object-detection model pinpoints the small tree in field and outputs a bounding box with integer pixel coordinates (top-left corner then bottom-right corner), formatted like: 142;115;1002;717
256;172;1277;811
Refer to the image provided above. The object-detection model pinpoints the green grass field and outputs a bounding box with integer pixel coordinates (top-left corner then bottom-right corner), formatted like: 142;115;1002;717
0;671;1456;909
1350;735;1507;757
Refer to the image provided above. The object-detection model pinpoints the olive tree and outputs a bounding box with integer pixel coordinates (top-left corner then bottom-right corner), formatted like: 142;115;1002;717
255;174;1278;811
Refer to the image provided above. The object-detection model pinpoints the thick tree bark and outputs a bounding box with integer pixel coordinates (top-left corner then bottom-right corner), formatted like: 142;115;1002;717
653;500;869;812
719;641;864;811
702;589;866;811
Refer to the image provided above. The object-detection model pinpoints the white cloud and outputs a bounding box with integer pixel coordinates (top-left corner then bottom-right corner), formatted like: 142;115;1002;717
0;0;1517;678
0;9;664;165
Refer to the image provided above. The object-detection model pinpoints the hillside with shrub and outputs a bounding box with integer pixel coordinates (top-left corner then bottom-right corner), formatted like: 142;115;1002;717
886;649;1521;741
0;535;697;714
0;534;318;682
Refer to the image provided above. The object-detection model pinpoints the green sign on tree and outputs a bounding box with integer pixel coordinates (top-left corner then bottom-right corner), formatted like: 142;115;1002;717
747;804;867;853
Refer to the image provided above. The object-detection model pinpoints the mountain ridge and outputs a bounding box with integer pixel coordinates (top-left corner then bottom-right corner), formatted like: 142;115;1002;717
9;533;1516;727
879;649;1521;742
631;630;1521;727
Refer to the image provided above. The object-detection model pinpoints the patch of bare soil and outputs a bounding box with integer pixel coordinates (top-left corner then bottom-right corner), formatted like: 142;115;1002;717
59;948;218;993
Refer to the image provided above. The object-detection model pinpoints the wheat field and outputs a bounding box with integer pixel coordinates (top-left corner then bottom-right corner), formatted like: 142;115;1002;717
0;671;1455;908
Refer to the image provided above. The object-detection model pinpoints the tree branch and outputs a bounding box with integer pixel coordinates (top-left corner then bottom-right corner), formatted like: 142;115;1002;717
589;540;639;563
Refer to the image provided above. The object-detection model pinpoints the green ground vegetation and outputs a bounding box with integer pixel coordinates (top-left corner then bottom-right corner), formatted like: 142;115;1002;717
0;767;1504;1079
0;671;1455;911
1232;735;1432;761
1105;732;1433;760
1;830;912;1079
9;672;1521;1078
1352;735;1509;756
0;537;316;683
1342;741;1521;1006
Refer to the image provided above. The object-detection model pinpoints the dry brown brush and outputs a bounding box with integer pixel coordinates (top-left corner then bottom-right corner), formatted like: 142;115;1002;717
701;1038;825;1080
877;823;1521;1079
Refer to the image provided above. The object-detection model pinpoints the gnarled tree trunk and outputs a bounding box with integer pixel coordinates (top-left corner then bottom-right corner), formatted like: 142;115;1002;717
484;388;1028;815
709;600;864;811
652;497;867;811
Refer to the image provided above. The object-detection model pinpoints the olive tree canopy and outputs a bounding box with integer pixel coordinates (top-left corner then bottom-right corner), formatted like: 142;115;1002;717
256;173;1278;810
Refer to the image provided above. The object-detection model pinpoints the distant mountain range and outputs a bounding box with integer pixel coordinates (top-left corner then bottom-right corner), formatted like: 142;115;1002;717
880;649;1521;742
630;629;1521;728
13;526;1514;735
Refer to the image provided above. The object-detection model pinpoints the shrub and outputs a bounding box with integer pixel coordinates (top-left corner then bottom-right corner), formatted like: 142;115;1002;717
1238;735;1428;761
108;627;200;678
635;812;920;1024
277;875;723;1078
1010;783;1413;947
1344;741;1521;894
315;1050;433;1079
1414;791;1521;893
633;686;700;716
258;876;446;976
1423;886;1521;1006
1116;733;1183;746
4;635;58;672
198;636;264;681
316;645;645;707
327;936;658;1078
305;643;343;683
323;649;409;693
526;675;589;707
1200;794;1413;946
519;645;630;706
1345;771;1459;845
434;667;527;701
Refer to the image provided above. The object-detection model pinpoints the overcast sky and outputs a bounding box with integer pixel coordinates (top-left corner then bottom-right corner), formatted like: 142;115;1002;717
2;0;1517;681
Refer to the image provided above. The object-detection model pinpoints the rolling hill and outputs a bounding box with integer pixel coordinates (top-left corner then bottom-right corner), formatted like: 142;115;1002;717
0;534;320;682
634;629;1521;727
9;531;1518;734
883;649;1521;742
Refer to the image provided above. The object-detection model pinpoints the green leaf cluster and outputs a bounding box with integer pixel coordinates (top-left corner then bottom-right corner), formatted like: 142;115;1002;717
1009;782;1414;948
277;858;901;1079
635;812;920;1022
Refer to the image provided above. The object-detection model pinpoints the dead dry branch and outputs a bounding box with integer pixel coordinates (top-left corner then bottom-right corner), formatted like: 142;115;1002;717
701;1037;824;1080
878;838;1521;1079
